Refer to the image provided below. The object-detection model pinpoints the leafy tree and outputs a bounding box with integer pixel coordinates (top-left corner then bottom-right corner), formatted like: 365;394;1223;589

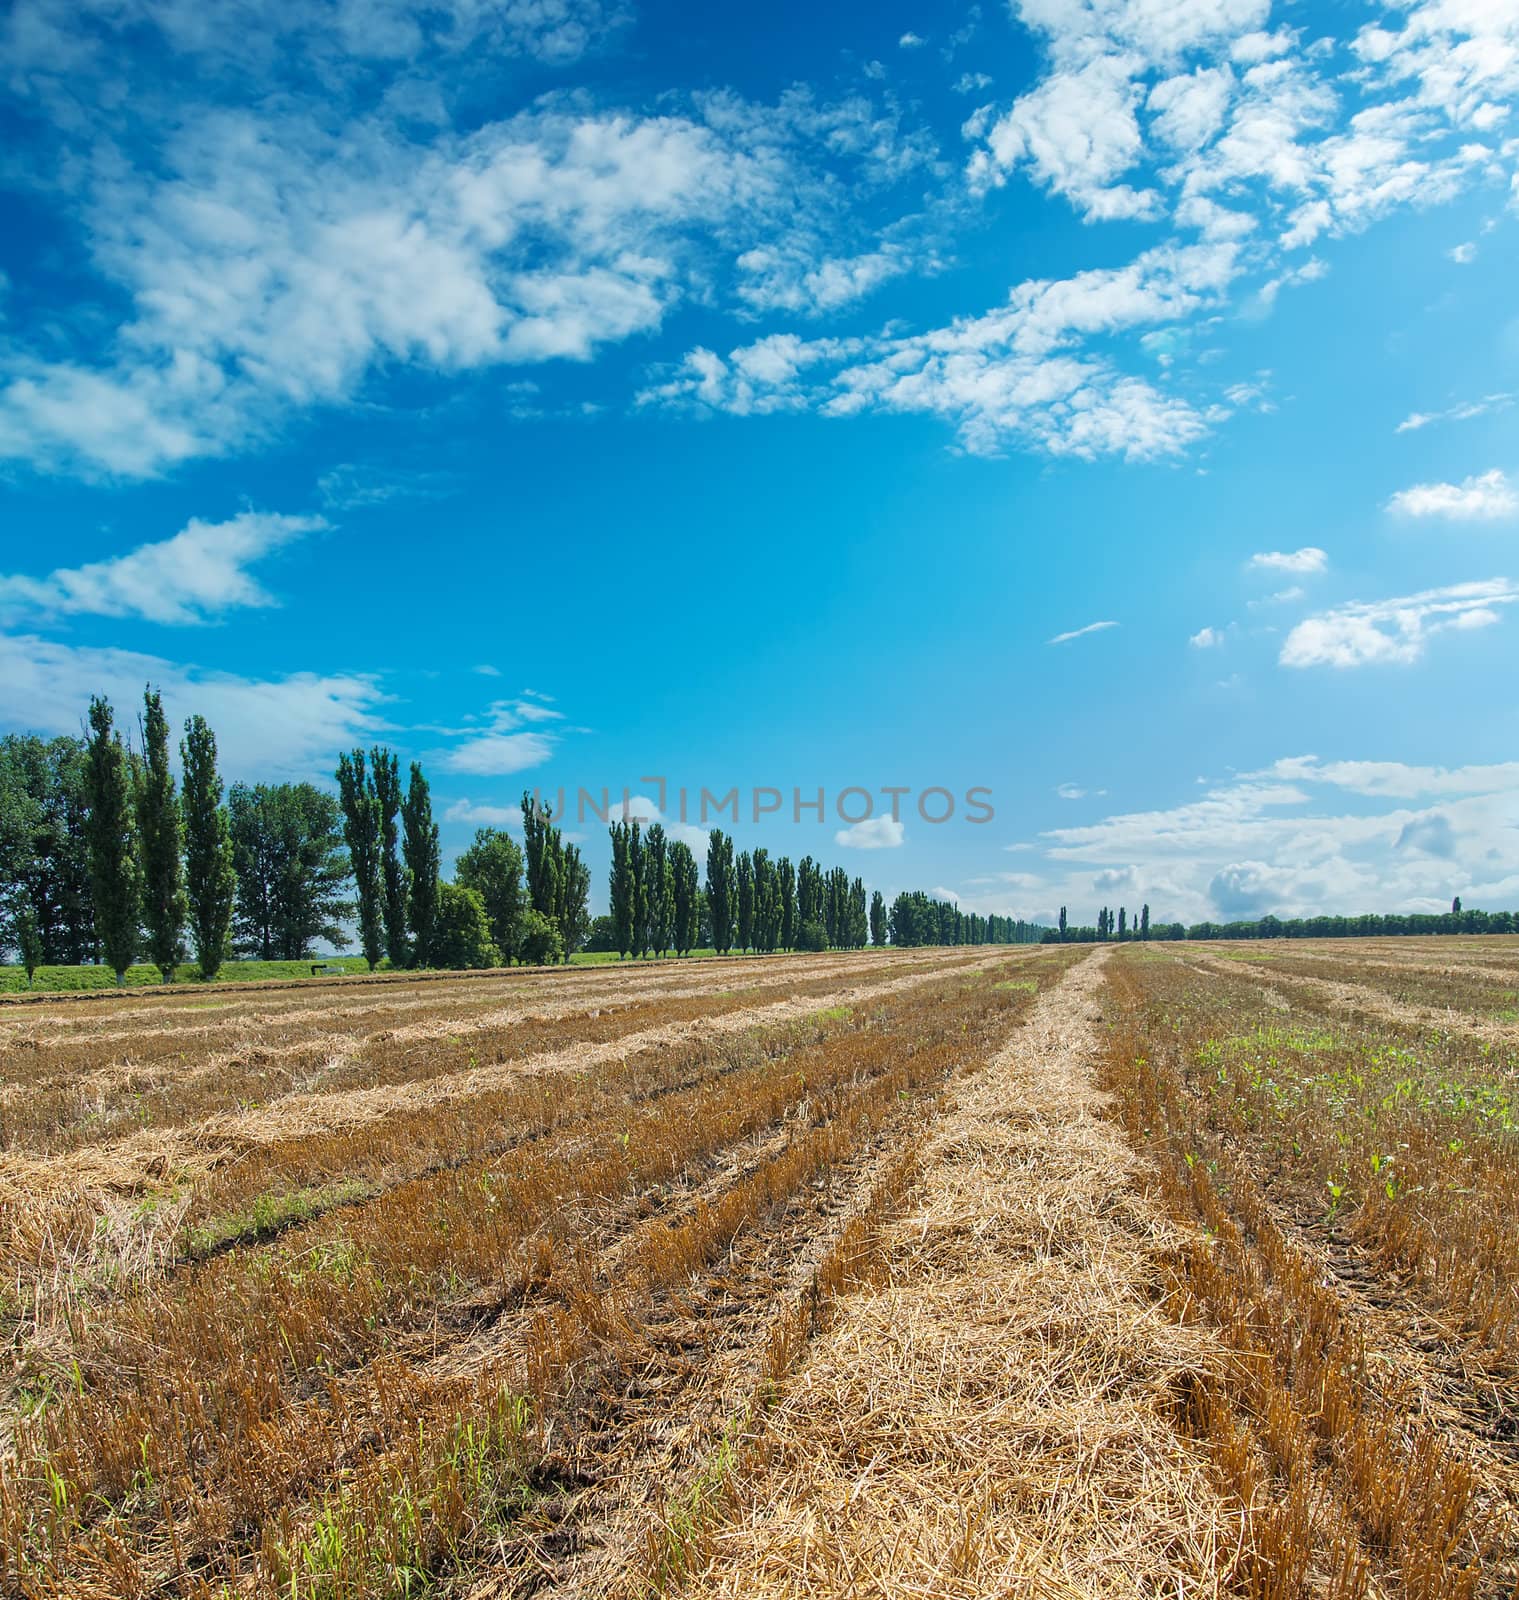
557;843;591;962
869;888;887;947
705;828;734;954
1117;906;1127;940
797;856;823;931
645;823;672;956
671;839;700;955
336;750;386;971
455;827;524;963
518;908;564;966
371;747;408;967
1452;895;1462;916
609;818;634;957
1140;903;1150;941
229;783;351;959
135;688;187;982
0;734;95;965
431;882;499;969
1058;906;1068;941
403;763;440;966
628;820;648;956
181;714;236;981
15;896;41;986
799;919;828;952
736;849;755;953
83;696;142;983
777;856;797;950
584;914;619;953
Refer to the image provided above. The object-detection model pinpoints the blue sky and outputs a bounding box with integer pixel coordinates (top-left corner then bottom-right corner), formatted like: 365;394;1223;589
1;0;1517;927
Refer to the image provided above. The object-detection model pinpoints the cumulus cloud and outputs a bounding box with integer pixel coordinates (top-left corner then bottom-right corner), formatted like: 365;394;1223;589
0;632;387;781
1249;546;1327;573
0;510;322;624
443;798;524;828
1387;469;1518;520
1189;625;1223;647
1280;579;1519;668
835;815;905;849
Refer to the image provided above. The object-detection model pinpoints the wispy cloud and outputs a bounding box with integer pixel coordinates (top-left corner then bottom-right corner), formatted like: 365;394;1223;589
1395;395;1513;433
1280;579;1519;668
1249;547;1327;574
1387;469;1518;521
1048;619;1118;645
1189;625;1223;648
0;511;322;624
439;697;565;775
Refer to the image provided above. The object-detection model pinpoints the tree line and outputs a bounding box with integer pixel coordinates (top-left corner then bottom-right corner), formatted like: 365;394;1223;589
0;692;593;983
599;825;1044;957
1043;898;1505;943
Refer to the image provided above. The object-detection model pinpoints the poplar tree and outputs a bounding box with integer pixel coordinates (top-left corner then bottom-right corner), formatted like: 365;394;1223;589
777;856;797;950
628;819;648;957
371;747;407;967
181;713;236;980
870;889;887;947
608;818;633;958
336;750;385;971
82;696;142;984
1140;903;1150;941
706;828;734;954
736;850;755;953
671;839;699;955
556;843;591;962
645;823;672;956
136;687;186;981
403;763;440;966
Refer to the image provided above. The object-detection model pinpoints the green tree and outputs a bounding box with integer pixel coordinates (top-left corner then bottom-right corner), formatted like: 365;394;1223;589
83;696;142;984
135;687;187;982
705;828;734;954
777;856;797;950
1140;903;1150;941
799;919;828;952
609;818;634;958
869;888;887;947
455;827;523;963
180;714;236;981
403;763;440;967
671;839;700;955
336;750;386;971
557;844;591;962
645;823;672;956
15;896;41;986
371;747;408;967
431;882;499;969
518;907;564;966
736;850;755;953
0;734;95;965
229;783;351;959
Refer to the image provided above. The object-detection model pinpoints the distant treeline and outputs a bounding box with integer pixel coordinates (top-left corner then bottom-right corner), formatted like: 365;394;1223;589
1041;901;1504;943
597;824;1044;958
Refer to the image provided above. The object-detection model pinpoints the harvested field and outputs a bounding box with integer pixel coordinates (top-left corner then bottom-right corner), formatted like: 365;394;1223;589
2;938;1515;1598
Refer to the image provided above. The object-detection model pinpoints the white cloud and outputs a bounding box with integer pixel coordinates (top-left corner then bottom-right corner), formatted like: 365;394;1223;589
444;798;524;828
0;632;387;781
473;664;503;677
1093;864;1139;891
1448;240;1476;262
835;815;906;849
1256;755;1519;800
1387;469;1518;520
1049;619;1118;644
0;510;322;624
1056;782;1105;800
1395;393;1514;432
438;696;564;774
1249;546;1327;573
1280;579;1519;668
1189;625;1223;647
898;32;925;49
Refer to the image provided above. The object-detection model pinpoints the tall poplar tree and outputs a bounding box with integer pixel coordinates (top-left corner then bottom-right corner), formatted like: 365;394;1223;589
736;850;755;953
777;856;797;950
371;747;407;967
556;843;591;962
869;888;887;947
181;713;236;980
136;687;186;981
706;828;734;954
671;839;699;955
336;750;385;971
82;696;142;984
645;822;672;957
608;818;634;958
403;764;441;966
